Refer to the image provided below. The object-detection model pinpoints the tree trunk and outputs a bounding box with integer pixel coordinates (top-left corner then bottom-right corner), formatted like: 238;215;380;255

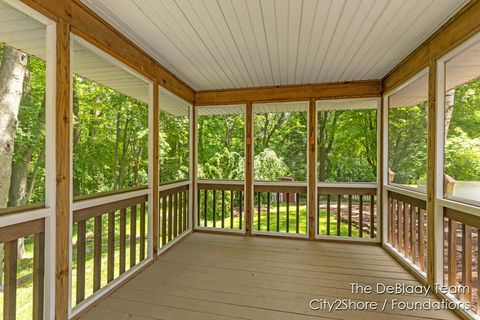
444;89;455;140
0;46;28;288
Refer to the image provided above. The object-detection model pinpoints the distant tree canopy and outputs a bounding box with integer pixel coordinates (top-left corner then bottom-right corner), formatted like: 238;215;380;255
159;111;189;183
1;42;480;207
72;76;149;197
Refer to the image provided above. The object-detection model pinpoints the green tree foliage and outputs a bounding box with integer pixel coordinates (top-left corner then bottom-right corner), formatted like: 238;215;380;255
445;78;480;181
72;76;148;196
254;112;308;181
159;111;189;183
197;114;245;180
318;109;377;182
388;104;428;185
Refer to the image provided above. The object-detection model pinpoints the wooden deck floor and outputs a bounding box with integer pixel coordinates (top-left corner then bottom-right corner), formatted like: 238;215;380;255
80;233;459;320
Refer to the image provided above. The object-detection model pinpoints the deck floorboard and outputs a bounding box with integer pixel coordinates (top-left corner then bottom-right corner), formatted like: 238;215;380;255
80;233;459;320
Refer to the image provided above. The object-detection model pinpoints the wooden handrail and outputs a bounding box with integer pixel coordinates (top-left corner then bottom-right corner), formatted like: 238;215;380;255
318;185;376;196
73;194;148;222
254;184;307;193
444;207;480;229
159;184;190;197
388;191;426;210
73;185;148;202
0;218;45;243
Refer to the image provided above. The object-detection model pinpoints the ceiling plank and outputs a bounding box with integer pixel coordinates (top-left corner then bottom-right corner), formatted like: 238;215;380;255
22;0;195;103
195;80;382;106
383;0;480;93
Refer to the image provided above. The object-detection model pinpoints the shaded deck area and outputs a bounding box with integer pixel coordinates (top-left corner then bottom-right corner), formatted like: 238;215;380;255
80;233;458;320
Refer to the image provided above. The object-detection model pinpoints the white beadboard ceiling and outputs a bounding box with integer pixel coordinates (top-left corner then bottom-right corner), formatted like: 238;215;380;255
81;0;468;91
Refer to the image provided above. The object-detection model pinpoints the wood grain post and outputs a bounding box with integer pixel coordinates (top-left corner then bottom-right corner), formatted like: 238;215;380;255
308;98;316;240
55;18;71;320
152;81;159;257
245;102;253;236
191;104;196;230
427;59;439;287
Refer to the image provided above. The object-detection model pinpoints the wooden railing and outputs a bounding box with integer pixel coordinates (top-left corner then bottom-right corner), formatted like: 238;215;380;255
159;182;190;247
317;183;377;239
0;218;45;320
443;207;480;313
387;190;427;272
196;180;244;231
253;182;307;235
72;192;149;307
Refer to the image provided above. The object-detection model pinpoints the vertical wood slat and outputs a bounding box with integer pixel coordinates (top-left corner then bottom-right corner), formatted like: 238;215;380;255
393;199;398;248
348;195;352;237
257;192;261;231
212;190;216;228
221;190;225;228
119;208;126;274
411;205;417;264
359;196;364;238
184;190;188;231
286;193;290;233
462;224;472;303
230;190;234;229
296;193;300;234
161;196;167;246
4;240;18;320
33;232;45;320
336;195;341;236
326;195;331;236
448;218;458;286
130;205;137;268
419;208;426;271
239;191;243;229
178;192;182;235
370;195;375;238
398;201;404;253
402;202;408;256
404;204;410;258
107;211;115;282
197;189;201;227
203;190;208;227
173;193;178;237
276;192;280;232
93;215;102;292
76;220;86;304
267;192;271;231
316;195;320;235
140;203;146;260
168;195;173;240
388;196;393;243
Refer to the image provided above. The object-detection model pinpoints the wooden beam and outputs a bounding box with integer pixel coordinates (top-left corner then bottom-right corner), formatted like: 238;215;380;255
55;18;71;320
152;81;159;256
21;0;195;103
195;80;382;106
427;59;437;288
245;102;253;236
308;98;316;240
383;1;480;92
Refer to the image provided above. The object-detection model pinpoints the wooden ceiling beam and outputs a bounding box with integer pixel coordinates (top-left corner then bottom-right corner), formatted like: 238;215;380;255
383;0;480;93
21;0;196;103
194;80;382;106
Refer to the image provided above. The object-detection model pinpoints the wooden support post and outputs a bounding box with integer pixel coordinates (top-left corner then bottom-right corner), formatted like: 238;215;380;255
427;59;439;287
152;81;159;257
55;18;71;320
191;104;196;229
245;102;253;235
308;98;316;240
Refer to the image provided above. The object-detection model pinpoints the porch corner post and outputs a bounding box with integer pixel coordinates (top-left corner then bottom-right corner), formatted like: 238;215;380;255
308;98;317;240
152;81;159;257
245;101;253;236
427;58;440;287
55;18;71;320
191;103;197;229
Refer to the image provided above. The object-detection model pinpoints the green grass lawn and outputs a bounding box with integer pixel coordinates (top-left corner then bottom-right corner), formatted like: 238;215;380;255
200;203;370;238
